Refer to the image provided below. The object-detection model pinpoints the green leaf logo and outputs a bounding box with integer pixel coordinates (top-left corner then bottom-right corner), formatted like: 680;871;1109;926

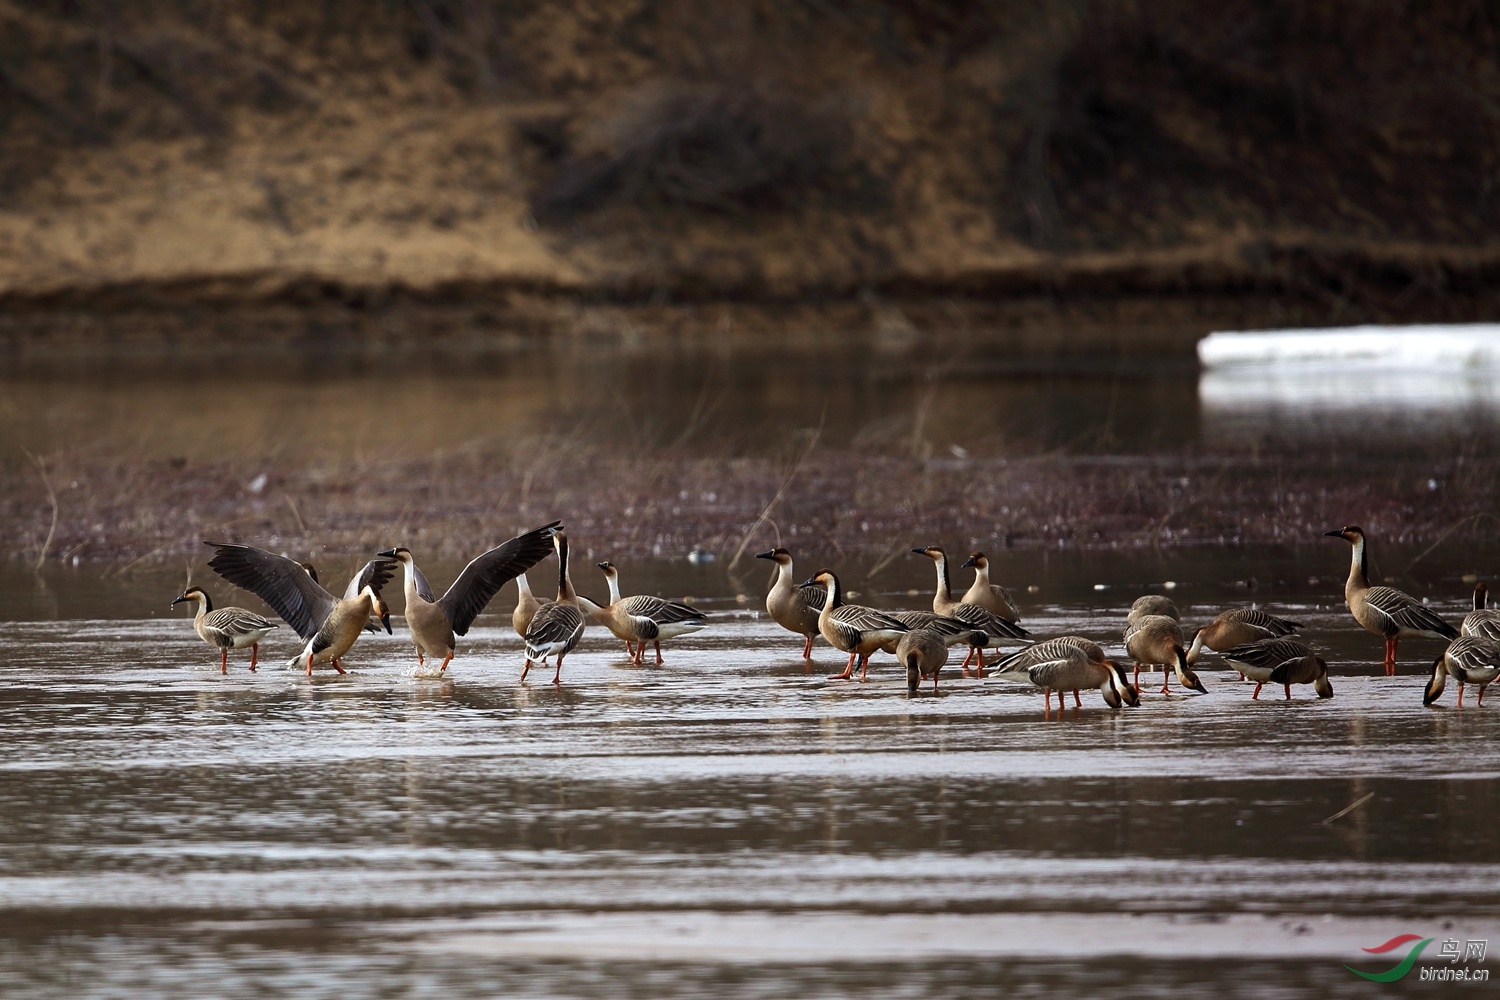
1346;936;1434;982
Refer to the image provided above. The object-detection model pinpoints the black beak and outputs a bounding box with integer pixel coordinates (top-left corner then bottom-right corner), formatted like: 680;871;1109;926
797;576;817;589
377;548;398;558
170;595;187;607
381;613;392;634
910;548;927;556
754;550;775;560
960;556;977;569
1322;530;1345;538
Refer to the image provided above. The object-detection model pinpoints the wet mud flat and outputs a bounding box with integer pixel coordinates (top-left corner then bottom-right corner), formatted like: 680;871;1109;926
0;600;1496;997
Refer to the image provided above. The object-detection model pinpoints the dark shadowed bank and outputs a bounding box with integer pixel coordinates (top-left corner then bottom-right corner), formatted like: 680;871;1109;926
3;1;1500;342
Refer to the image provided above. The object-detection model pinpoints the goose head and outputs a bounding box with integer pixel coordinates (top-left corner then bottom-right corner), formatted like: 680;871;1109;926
1422;651;1448;706
171;587;208;609
1323;525;1365;544
376;547;413;564
755;548;793;565
960;552;987;570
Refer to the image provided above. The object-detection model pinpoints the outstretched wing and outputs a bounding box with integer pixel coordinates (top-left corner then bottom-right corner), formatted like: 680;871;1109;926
440;521;562;635
343;558;397;600
205;541;335;641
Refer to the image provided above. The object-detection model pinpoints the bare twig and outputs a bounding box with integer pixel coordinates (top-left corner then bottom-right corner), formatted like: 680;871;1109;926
22;448;59;574
1320;791;1375;826
727;413;825;571
283;494;308;534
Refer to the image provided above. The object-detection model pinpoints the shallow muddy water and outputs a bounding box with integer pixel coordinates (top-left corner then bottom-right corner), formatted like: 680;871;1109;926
1;561;1497;997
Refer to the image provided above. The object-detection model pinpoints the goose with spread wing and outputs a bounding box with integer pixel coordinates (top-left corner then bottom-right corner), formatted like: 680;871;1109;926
377;521;561;673
205;542;395;676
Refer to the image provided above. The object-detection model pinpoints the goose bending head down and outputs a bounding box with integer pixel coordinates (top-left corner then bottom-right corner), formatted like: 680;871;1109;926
377;521;561;674
1424;635;1500;707
171;586;279;673
204;542;395;677
995;637;1138;713
1124;614;1207;696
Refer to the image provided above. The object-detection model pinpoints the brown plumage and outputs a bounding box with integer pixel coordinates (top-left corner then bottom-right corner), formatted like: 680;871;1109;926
1218;637;1333;701
1424;635;1500;707
1325;525;1457;675
1124;613;1207;696
897;628;948;693
803;570;909;682
756;547;826;659
958;552;1021;621
1185;607;1303;665
912;546;1029;676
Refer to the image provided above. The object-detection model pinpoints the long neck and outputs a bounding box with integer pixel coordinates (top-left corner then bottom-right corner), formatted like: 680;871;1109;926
774;559;795;592
197;591;213;615
933;554;952;600
605;570;622;605
824;575;842;609
557;538;575;602
973;561;990;587
1477;586;1488;611
516;574;533;600
400;557;421;600
1346;536;1369;593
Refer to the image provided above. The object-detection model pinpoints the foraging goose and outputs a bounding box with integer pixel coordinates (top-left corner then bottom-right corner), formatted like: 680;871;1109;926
1324;526;1457;675
913;546;1030;675
1127;594;1179;625
1461;583;1500;642
756;548;826;658
376;521;562;673
204;542;395;676
521;531;586;685
513;573;541;638
959;552;1021;621
1218;637;1333;700
995;637;1137;712
1423;635;1500;707
1185;607;1303;665
595;561;708;665
801;569;909;682
897;628;948;693
1124;614;1207;695
170;586;279;673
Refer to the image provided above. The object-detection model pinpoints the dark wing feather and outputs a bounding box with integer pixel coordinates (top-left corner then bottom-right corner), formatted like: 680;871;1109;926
410;563;437;603
524;601;584;657
798;583;827;611
1462;610;1500;642
205;541;335;641
1225;607;1302;637
953;602;1030;640
1366;586;1459;638
343;558;397;600
619;595;705;625
441;522;562;635
1220;637;1313;671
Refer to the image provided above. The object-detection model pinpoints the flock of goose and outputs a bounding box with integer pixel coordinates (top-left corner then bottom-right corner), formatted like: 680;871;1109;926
170;521;1500;710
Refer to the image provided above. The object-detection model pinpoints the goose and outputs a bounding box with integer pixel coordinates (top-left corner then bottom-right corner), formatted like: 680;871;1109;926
1461;583;1500;642
1124;614;1207;695
376;521;561;673
204;542;395;676
959;552;1021;621
1185;607;1303;665
801;569;909;682
594;561;708;665
513;573;541;638
912;546;1030;675
879;611;986;656
1127;594;1179;625
756;547;826;658
1218;637;1333;700
1423;635;1500;707
896;628;947;693
1324;526;1457;675
521;531;586;685
995;637;1137;712
170;586;279;673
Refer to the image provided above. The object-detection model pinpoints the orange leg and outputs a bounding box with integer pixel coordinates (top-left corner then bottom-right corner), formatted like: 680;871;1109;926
1073;689;1082;708
801;634;814;659
1043;689;1053;713
331;659;346;675
520;657;534;682
1479;685;1487;707
438;653;453;673
1159;673;1172;696
630;642;644;666
858;655;871;682
220;649;229;675
654;641;664;666
249;643;259;672
551;654;564;685
417;650;425;667
624;640;636;659
1132;664;1141;689
1251;682;1263;700
1284;684;1292;700
1457;682;1466;707
828;652;857;681
305;652;315;677
973;647;987;679
932;671;939;693
1384;636;1399;676
958;648;977;677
